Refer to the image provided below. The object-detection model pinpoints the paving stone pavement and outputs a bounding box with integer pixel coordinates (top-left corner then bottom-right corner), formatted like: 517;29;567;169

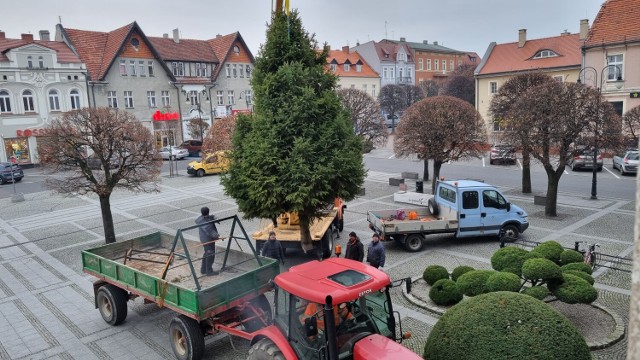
0;163;634;359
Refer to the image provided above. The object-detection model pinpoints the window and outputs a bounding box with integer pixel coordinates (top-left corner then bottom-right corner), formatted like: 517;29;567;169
246;65;251;77
48;89;61;111
482;190;507;209
147;91;156;108
407;68;412;80
107;91;118;108
363;84;367;92
398;68;404;79
350;84;355;89
372;85;376;97
418;59;423;70
189;91;198;105
27;56;33;68
458;60;463;67
227;90;235;105
442;60;447;72
239;64;244;78
390;68;395;79
0;90;12;113
435;60;439;71
70;89;81;109
607;54;623;81
462;191;479;209
216;90;224;105
138;60;145;76
39;56;44;68
356;64;362;72
226;64;231;78
161;91;170;107
427;59;432;71
245;90;252;105
22;90;34;112
438;186;456;203
490;81;498;94
450;60;454;71
533;49;559;59
398;52;406;61
344;63;350;72
148;61;154;76
553;75;564;82
178;62;184;76
129;60;137;76
330;64;337;72
172;62;184;76
196;63;203;77
233;64;237;78
124;91;134;108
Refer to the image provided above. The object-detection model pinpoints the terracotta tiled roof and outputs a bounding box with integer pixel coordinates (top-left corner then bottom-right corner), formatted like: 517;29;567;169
477;34;581;75
207;32;254;81
374;40;414;63
585;0;640;47
326;49;379;78
148;37;218;63
0;38;81;63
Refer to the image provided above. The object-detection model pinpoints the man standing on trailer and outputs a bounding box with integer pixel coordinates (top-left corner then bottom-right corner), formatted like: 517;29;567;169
196;207;219;275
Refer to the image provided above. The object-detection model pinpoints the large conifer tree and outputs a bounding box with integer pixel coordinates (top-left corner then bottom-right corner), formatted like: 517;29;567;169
221;9;365;251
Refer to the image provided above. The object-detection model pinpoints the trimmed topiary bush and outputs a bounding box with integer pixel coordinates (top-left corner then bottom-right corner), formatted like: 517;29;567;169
452;265;475;281
563;270;595;285
485;272;521;293
559;249;584;265
423;265;450;285
561;262;593;275
548;273;598;304
423;292;590;360
521;285;550;300
429;279;463;306
491;246;533;276
456;270;496;297
522;258;563;282
530;241;564;264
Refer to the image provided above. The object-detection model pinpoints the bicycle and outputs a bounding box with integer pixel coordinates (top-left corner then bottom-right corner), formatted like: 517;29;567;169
580;242;600;269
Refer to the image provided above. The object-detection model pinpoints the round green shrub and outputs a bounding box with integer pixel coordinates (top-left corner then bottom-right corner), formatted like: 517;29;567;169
452;266;475;281
521;286;550;300
561;262;593;275
530;241;564;264
423;265;450;285
563;270;595;285
548;273;598;304
559;249;584;265
490;246;533;276
522;258;563;282
429;279;463;306
456;270;495;297
423;292;590;360
485;272;521;293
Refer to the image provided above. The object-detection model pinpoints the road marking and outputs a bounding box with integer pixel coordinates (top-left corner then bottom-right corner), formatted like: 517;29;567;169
604;166;619;179
564;166;568;175
387;154;395;159
517;158;523;170
482;157;486;167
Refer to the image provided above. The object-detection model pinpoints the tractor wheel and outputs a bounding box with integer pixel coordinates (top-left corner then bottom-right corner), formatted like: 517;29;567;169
169;315;204;360
247;338;285;360
97;284;128;326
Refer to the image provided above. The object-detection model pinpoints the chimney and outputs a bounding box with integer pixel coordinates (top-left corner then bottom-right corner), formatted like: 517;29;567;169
423;40;428;45
400;37;406;42
325;44;331;51
0;31;5;40
560;30;571;36
216;34;222;39
580;19;589;40
433;41;438;46
163;33;169;38
342;46;349;53
39;30;50;41
21;33;34;42
518;29;526;48
172;28;179;43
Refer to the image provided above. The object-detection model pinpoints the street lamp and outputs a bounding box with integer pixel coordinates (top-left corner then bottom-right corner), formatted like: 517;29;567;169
185;90;209;141
577;64;623;200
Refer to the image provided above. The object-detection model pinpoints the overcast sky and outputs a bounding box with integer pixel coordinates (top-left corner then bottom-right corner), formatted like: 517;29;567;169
1;0;604;57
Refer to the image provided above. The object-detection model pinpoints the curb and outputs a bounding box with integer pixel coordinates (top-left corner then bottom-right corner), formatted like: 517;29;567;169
402;276;626;350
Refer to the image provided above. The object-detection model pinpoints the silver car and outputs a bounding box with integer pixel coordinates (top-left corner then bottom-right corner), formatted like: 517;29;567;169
613;150;638;175
158;146;189;160
568;148;603;172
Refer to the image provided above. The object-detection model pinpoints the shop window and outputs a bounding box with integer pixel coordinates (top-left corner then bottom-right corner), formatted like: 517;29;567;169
4;138;30;164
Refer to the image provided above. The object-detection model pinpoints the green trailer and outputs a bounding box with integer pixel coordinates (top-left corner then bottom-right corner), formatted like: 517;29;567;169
82;215;279;360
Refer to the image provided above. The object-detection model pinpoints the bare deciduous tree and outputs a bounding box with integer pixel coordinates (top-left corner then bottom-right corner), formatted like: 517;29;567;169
378;84;405;131
37;107;162;243
402;84;425;107
441;64;476;106
622;105;640;148
394;96;487;193
419;80;440;98
202;114;238;154
337;88;387;151
187;118;210;140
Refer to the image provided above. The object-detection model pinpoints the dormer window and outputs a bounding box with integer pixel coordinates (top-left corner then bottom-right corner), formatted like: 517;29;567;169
344;63;350;71
330;64;337;72
533;50;558;59
356;64;362;72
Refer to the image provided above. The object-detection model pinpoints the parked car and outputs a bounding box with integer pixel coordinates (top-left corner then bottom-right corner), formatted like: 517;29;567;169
489;144;517;165
187;151;229;177
0;162;24;184
567;147;603;171
613;149;639;175
158;146;189;160
179;139;203;157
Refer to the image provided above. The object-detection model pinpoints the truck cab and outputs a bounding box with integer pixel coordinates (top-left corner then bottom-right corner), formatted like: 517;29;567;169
187;150;229;177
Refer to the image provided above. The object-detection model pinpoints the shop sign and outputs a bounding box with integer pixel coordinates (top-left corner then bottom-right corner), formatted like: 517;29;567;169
16;128;48;137
152;110;180;121
231;109;252;115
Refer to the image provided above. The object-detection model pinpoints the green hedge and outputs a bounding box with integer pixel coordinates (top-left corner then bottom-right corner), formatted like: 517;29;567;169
423;265;450;286
530;241;564;264
561;262;593;275
559;249;584;265
563;270;595;285
485;272;521;293
456;270;496;297
452;266;475;281
491;247;532;276
429;279;463;306
522;258;563;282
548;273;598;304
424;292;590;360
521;286;550;300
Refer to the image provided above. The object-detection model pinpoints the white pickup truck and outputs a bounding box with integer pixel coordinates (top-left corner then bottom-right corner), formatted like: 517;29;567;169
367;179;529;252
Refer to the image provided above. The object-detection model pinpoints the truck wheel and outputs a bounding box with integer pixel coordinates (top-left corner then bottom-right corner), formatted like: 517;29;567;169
248;338;285;360
241;294;272;333
321;231;334;259
404;234;424;252
500;224;520;242
169;315;204;360
428;198;439;216
196;169;205;177
97;284;128;326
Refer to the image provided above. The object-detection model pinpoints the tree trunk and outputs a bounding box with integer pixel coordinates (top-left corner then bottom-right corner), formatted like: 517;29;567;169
544;170;561;217
432;160;443;194
521;149;532;194
423;158;430;181
99;195;117;244
299;215;314;253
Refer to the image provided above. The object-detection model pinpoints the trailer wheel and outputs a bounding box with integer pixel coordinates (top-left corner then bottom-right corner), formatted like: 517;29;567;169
97;284;128;326
404;234;424;252
169;315;204;360
500;224;520;243
428;198;439;216
241;294;273;333
248;338;285;360
320;231;334;259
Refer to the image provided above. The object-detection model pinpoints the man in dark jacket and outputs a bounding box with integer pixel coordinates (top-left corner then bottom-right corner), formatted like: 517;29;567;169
366;233;385;269
345;231;364;262
196;207;219;275
261;230;285;264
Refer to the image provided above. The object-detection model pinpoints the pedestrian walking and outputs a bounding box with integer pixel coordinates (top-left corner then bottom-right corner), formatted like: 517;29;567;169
261;230;285;264
366;233;385;269
345;231;364;262
195;207;220;275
